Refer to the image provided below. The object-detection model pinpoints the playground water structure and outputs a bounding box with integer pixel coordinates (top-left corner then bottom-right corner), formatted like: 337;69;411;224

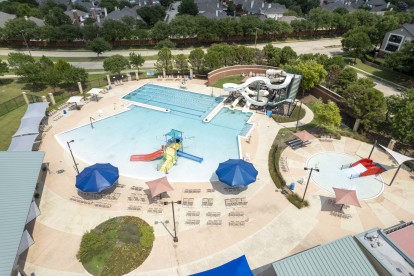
222;70;302;112
306;152;384;200
56;84;253;182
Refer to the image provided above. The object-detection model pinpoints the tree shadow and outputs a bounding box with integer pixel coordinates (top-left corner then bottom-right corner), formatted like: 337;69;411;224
22;83;47;92
0;78;14;85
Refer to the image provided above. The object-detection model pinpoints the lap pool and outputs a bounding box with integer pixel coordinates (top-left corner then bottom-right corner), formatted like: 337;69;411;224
56;84;253;182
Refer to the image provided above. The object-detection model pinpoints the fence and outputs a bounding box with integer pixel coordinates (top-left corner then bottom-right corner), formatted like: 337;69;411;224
0;95;27;116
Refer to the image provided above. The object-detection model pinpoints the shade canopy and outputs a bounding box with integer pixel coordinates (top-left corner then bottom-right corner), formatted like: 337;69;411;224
145;176;173;198
87;88;103;95
13;102;48;137
75;163;119;193
8;134;38;151
216;159;258;187
191;255;253;276
333;187;361;208
67;96;83;103
379;144;414;166
293;130;316;142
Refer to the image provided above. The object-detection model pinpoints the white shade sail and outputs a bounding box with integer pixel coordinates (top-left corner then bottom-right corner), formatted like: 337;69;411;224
379;144;414;165
87;88;103;95
67;96;83;103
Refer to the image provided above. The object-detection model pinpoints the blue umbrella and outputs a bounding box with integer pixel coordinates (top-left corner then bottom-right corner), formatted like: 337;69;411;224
76;163;119;193
216;159;258;187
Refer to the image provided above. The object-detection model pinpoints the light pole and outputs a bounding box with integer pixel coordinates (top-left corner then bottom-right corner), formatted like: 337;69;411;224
302;167;319;202
254;28;259;49
164;200;181;242
67;140;79;174
20;31;32;57
368;140;377;159
295;100;303;132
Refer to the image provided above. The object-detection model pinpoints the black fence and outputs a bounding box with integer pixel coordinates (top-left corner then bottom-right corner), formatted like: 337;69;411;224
0;95;26;116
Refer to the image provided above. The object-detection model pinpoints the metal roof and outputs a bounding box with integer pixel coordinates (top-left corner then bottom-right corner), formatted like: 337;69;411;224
0;151;45;276
272;235;378;276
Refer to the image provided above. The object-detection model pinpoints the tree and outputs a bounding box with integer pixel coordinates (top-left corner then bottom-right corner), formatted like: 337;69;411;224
129;52;145;73
188;48;205;73
137;5;166;27
235;46;256;64
155;39;176;49
3;18;39;40
7;53;35;69
337;67;358;90
280;46;297;64
45;7;72;26
284;60;327;93
64;66;88;85
325;65;342;89
155;48;173;74
386;89;414;146
178;0;199;16
341;30;372;63
385;41;414;75
101;19;130;41
175;54;188;74
313;99;341;127
204;50;222;70
0;61;8;77
151;21;170;40
42;65;62;92
87;38;112;57
103;55;129;76
341;83;386;131
263;44;282;67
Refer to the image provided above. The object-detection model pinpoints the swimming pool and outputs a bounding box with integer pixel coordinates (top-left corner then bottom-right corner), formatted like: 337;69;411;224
57;84;253;181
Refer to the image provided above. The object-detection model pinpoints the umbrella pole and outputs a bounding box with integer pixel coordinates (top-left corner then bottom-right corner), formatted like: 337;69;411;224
341;204;344;211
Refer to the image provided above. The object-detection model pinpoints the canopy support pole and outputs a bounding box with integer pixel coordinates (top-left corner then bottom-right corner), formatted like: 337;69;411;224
368;140;377;159
389;164;401;186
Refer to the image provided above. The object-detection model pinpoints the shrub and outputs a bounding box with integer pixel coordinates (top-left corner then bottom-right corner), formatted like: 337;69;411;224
287;193;309;209
118;222;140;244
155;39;176;49
140;224;155;248
77;231;109;263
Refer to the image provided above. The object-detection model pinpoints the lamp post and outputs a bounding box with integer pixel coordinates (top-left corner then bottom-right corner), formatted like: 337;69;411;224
295;100;303;132
302;167;319;202
67;140;79;174
164;200;181;242
368;140;377;159
254;28;259;49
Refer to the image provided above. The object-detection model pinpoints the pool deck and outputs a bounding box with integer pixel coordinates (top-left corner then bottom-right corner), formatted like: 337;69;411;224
21;79;414;275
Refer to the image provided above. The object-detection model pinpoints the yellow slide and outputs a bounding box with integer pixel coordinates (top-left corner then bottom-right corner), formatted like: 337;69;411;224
160;143;181;173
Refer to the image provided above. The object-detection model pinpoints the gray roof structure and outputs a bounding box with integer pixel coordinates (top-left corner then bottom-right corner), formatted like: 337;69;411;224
272;235;378;276
321;2;355;12
232;0;287;16
0;151;45;276
195;0;227;19
402;23;414;36
0;11;16;28
103;6;142;21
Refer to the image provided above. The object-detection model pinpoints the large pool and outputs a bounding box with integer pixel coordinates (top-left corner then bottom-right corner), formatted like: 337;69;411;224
57;84;253;181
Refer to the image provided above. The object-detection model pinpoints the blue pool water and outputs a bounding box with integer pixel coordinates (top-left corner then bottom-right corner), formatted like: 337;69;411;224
122;84;223;120
57;84;253;181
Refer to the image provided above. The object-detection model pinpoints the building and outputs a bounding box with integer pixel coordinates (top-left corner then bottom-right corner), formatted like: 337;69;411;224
0;151;45;275
379;23;414;55
271;221;414;275
0;11;16;28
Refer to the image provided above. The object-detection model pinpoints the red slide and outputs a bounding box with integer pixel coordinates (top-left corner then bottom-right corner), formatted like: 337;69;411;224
130;149;164;161
352;158;373;167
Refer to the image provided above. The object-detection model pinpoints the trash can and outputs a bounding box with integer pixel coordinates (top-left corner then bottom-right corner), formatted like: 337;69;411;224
289;182;295;191
189;76;193;80
63;109;67;115
108;85;112;90
266;110;272;117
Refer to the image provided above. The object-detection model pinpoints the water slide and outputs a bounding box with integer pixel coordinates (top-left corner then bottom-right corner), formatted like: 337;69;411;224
130;148;164;161
223;74;294;107
231;96;243;108
160;143;181;173
177;150;203;163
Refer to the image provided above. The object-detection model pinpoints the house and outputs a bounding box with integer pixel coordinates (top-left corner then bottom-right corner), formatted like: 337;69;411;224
277;15;302;24
232;0;287;19
321;1;355;12
379;23;414;55
102;6;144;23
25;16;45;27
195;0;227;19
0;11;16;28
64;9;88;25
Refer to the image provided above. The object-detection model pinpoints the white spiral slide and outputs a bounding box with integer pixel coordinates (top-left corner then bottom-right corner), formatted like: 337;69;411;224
223;74;294;107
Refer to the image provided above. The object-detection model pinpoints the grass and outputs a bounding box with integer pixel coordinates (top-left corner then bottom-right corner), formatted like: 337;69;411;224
272;105;306;123
345;57;414;88
78;216;154;276
0;105;27;150
211;75;244;88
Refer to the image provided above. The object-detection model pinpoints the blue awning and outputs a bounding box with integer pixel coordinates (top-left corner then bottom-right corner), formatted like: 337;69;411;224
191;255;253;276
75;163;119;193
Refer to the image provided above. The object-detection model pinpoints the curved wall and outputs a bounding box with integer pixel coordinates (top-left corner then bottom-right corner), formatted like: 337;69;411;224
207;65;279;86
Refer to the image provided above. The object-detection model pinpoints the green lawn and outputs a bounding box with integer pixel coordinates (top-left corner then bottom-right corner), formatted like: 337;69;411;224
346;58;414;88
272;105;306;123
0;105;27;150
212;75;244;88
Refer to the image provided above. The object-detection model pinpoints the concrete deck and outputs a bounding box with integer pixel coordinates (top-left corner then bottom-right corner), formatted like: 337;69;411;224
21;79;414;275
